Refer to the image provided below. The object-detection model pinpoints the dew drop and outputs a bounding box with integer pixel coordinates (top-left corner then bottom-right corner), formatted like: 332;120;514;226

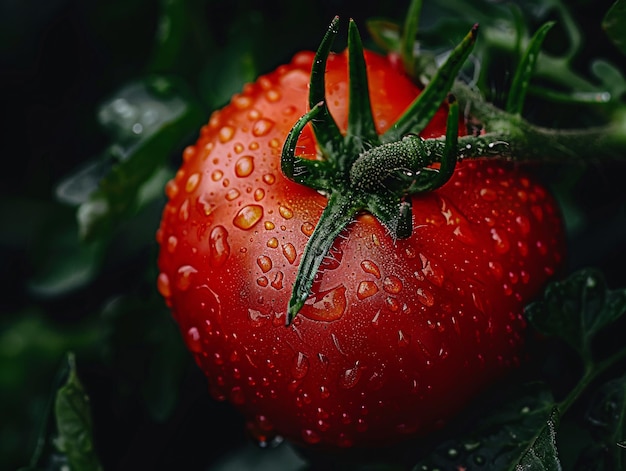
490;228;510;254
252;118;275;137
301;222;314;236
211;169;224;181
157;272;171;298
416;287;435;307
301;429;320;445
282;243;297;264
257;255;273;273
292;352;309;379
233;205;263;230
419;253;445;287
233;142;244;153
271;271;284;290
185;173;201;193
357;281;379;299
264;221;275;230
300;285;347;322
266;89;281;102
178;198;190;221
225;188;240;201
219;125;235;143
488;260;503;279
235;155;255;177
254;188;265;201
230;386;245;405
186;326;202;353
177;265;198;291
320;386;330;399
257;276;268;287
166;235;178;253
209;225;230;267
383;275;403;294
479;187;498;201
398;330;410;347
360;260;381;279
516;215;531;236
279;205;294;219
165;179;179;199
385;297;400;312
339;361;362;389
267;237;279;248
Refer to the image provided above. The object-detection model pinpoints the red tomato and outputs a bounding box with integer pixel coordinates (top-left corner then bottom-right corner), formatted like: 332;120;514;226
156;48;564;448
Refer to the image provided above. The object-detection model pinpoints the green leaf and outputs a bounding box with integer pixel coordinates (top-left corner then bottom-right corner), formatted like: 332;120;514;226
54;353;103;471
413;382;558;470
603;0;626;56
366;18;402;54
516;409;562;470
525;268;626;362
75;75;204;241
578;375;626;470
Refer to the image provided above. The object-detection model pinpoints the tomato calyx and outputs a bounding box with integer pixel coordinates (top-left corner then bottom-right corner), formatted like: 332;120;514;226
281;18;478;323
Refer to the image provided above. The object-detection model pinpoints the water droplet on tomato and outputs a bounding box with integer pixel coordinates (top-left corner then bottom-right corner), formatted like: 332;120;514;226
300;222;314;237
235;155;254;177
185;173;201;193
233;205;263;230
252;118;274;137
186;326;202;353
165;179;179;199
479;187;498;201
209;225;230;267
254;188;265;201
265;89;281;102
516;215;531;235
419;253;445;287
257;276;268;287
178;198;190;221
320;386;330;399
267;237;279;248
279;205;294;219
271;271;284;290
397;330;410;347
166;235;178;253
177;265;198;291
263;173;276;185
257;255;272;273
360;259;381;278
225;188;240;201
357;281;378;299
282;243;297;264
301;429;321;445
386;297;400;312
383;275;403;294
157;272;171;298
292;352;309;379
230;386;245;405
416;287;435;307
490;228;510;254
339;361;362;389
219;125;235;143
211;169;223;181
488;260;503;279
301;285;347;322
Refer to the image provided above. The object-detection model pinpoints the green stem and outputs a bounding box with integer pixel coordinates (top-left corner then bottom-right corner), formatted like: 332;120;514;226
287;191;364;324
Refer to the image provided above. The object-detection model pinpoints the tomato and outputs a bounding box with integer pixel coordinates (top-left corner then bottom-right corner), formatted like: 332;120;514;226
156;44;564;449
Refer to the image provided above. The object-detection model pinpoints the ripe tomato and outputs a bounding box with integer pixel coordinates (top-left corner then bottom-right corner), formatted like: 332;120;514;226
156;47;564;448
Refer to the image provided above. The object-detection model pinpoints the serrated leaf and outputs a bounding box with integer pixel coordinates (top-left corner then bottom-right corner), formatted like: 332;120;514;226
525;268;626;361
413;382;557;470
516;409;562;471
54;353;103;471
603;0;626;56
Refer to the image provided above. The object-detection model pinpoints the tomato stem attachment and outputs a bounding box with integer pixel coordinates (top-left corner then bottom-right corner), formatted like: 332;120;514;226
281;17;470;322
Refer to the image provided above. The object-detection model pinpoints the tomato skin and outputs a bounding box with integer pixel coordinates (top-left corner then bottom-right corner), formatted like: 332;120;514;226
156;49;565;448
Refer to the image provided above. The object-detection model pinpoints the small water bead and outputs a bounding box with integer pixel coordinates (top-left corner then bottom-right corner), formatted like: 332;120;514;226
178;199;190;221
300;285;347;322
257;276;268;287
257;256;272;273
265;89;281;102
233;205;263;230
419;253;445;287
398;330;410;347
416;287;435;307
301;222;314;236
219;125;235;143
225;188;240;201
222;178;230;188
271;271;284;290
252;118;275;137
186;327;202;353
167;235;178;253
267;237;279;248
165;179;179;199
357;281;379;300
185;173;201;193
232;94;252;109
360;260;381;279
490;228;510;254
263;173;276;185
211;169;224;181
269;138;281;149
383;275;403;294
386;297;400;312
209;225;230;267
479;187;498;201
279;205;294;219
235;155;255;177
157;272;171;298
339;361;362;389
282;243;297;264
254;188;265;201
292;352;309;380
301;429;321;445
264;221;275;230
177;265;198;291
